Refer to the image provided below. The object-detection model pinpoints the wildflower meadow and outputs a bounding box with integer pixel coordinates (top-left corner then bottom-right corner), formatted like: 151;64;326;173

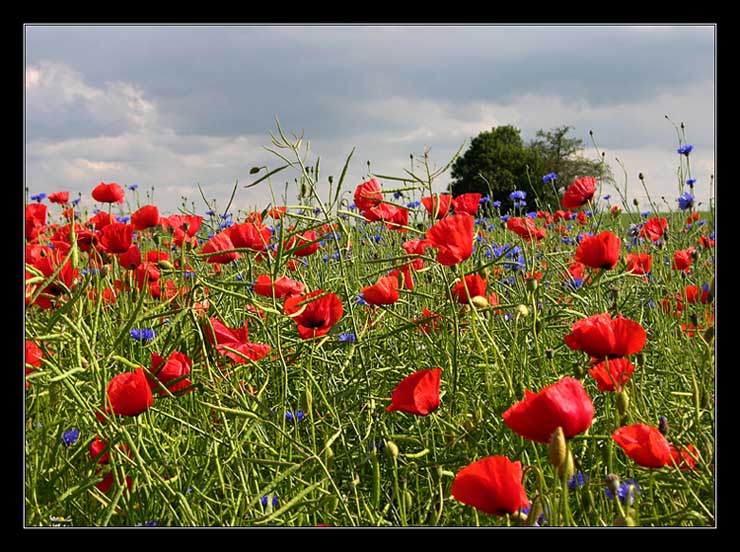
24;122;715;527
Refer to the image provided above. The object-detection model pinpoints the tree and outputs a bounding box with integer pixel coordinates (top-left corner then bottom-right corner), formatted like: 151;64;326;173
449;125;609;213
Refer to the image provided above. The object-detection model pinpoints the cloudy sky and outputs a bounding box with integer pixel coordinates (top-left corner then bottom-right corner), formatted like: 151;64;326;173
24;24;715;216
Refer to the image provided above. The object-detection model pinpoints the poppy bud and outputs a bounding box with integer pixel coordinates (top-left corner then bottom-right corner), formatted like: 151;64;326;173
325;446;334;466
471;296;489;309
548;426;567;468
527;498;544;527
526;278;538;292
516;304;529;318
158;260;175;270
385;440;400;459
558;449;575;480
573;364;586;378
632;198;639;207
404;490;414;511
638;172;644;181
614;510;637;526
616;391;630;416
605;473;620;494
545;348;554;360
658;416;669;436
703;325;714;343
249;166;261;174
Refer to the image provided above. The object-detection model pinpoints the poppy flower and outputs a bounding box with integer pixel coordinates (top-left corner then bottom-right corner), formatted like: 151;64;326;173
672;248;694;272
576;211;589;225
48;191;70;204
353;179;383;211
564;312;646;359
268;206;287;219
588;358;636;392
134;262;160;289
146;250;170;264
97;222;134;254
361;274;400;306
452;274;487;304
106;367;154;417
669;444;700;470
228;221;271;252
402;238;433;269
698;235;714;249
205;317;271;363
640;217;668;243
253;274;306;299
25;340;43;388
95;471;133;494
201;232;240;264
386;368;442;415
421;194;452;219
683;284;711;304
284;290;344;339
565;261;591;286
92;182;125;204
26;246;78;307
506;217;547;242
362;202;410;232
502;377;594;443
118;245;142;269
161;214;203;247
452;193;482;216
418;307;442;335
561;176;597;209
625;253;652;275
553;210;573;223
574;231;621;270
426;213;475;266
285;230;320;257
131;205;160;230
26;203;47;241
389;265;414;291
87;211;115;231
612;424;672;468
451;456;530;516
147;351;193;396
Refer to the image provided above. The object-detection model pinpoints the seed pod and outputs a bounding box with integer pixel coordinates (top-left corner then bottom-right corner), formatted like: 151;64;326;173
548;427;567;468
516;304;530;318
385;441;399;459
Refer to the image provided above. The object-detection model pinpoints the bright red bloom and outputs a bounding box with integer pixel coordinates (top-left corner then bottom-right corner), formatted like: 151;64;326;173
134;262;160;289
610;205;622;217
672;248;694;272
147;351;193;396
640;217;668;243
418;308;442;335
131;205;160;230
421;194;452;219
353;179;383;211
285;230;320;257
161;214;203;247
683;284;710;304
146;250;170;263
389;265;414;291
92;182;125;204
25;340;43;388
106;367;154;417
452;274;487;304
205;317;271;363
625;253;652;275
118;245;142;269
451;456;530;516
228;221;271;252
253;274;306;299
574;231;621;270
363;202;410;232
361;274;400;306
426;213;475;266
576;211;589;225
48;191;70;204
386;368;442;415
588;358;636;392
562;176;597;209
565;261;591;285
669;444;700;470
564;312;646;359
507;217;547;241
87;211;115;231
268;206;287;219
97;222;134;254
26;203;47;241
201;232;240;264
553;210;573;223
698;235;714;249
284;290;344;340
25;246;79;308
402;238;432;269
612;424;672;468
452;193;482;216
502;377;594;443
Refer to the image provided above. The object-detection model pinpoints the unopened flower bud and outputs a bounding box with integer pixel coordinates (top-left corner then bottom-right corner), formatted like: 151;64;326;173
526;278;538;292
658;416;669;436
516;304;530;318
605;473;620;494
385;440;399;459
548;427;567;468
158;260;175;270
527;498;544;527
614;510;637;526
471;296;489;309
633;198;639;207
616;390;630;417
558;449;575;480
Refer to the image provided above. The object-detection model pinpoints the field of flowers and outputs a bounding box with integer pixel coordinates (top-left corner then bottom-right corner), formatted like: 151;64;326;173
24;128;715;527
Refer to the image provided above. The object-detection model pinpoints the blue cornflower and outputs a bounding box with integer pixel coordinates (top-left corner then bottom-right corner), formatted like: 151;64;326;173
509;190;527;201
235;274;244;282
128;184;139;191
567;277;584;291
368;441;385;452
30;193;47;202
525;211;537;219
475;234;484;243
484;249;493;258
640;211;651;218
479;195;490;204
322;254;329;263
513;200;527;208
130;328;156;342
561;237;576;245
647;299;656;309
372;234;382;243
406;201;421;209
603;194;611;201
355;294;367;306
605;479;641;505
677;144;694;156
62;428;80;447
93;208;101;215
521;504;546;527
393;191;403;200
313;207;321;215
331;252;341;261
286;410;305;422
500;214;510;223
338;332;356;343
116;216;130;223
486;224;495;231
205;210;215;216
72;198;81;205
677;192;694;210
183;271;196;279
136;521;158;527
542;172;557;184
568;471;587;491
492;200;502;208
47;242;56;249
349;203;357;210
584;210;593;217
686;178;696;187
260;495;279;507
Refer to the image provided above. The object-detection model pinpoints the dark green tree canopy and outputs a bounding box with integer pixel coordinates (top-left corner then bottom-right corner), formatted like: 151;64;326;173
449;125;609;213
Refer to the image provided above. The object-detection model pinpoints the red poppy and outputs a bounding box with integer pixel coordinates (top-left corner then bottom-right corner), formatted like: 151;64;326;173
640;217;668;243
683;284;710;304
95;471;133;494
565;261;591;286
698;235;714;249
161;214;203;247
564;312;646;359
612;424;672;468
362;202;410;232
285;230;320;257
25;340;43;388
418;308;442;335
118;245;142;269
506;217;547;242
48;191;70;204
452;274;487;304
402;238;432;269
562;176;597;209
25;246;78;308
625;253;652;275
574;231;621;270
354;179;383;211
451;456;530;516
87;211;115;231
610;205;622;217
228;221;271;252
253;274;306;299
134;262;160;289
421;194;452;219
361;274;400;305
106;367;154;417
588;358;636;392
389;265;414;291
452;193;482;216
669;444;700;470
502;377;594;443
553;210;573;223
672;248;694;272
97;222;134;254
284;290;344;339
131;205;160;230
146;250;170;264
26;203;47;241
147;351;193;396
386;368;442;415
426;213;475;266
268;206;287;219
205;317;271;363
92;182;125;204
201;232;240;264
576;211;589;225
